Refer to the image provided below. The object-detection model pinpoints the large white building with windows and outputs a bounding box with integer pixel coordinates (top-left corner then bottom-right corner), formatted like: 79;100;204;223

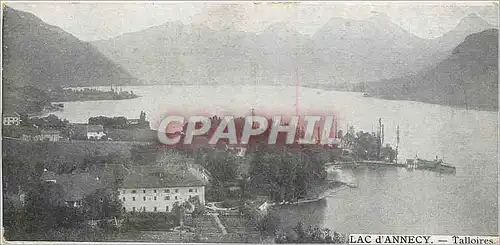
119;165;207;213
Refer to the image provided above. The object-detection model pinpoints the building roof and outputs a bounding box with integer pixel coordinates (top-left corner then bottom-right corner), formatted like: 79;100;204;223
87;125;104;133
121;165;206;189
41;171;103;201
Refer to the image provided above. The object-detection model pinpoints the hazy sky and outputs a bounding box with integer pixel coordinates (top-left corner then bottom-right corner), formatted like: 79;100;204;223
6;1;499;41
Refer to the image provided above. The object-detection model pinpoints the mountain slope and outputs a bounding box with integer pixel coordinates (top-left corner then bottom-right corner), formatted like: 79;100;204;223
436;13;495;51
367;29;498;111
2;6;138;89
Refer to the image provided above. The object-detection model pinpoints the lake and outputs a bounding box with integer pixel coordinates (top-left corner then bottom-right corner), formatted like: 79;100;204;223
46;85;498;235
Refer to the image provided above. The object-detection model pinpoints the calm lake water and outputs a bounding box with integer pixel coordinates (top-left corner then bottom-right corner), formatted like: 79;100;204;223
48;85;498;235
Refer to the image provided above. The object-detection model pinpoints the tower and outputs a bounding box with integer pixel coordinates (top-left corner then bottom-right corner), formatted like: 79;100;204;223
140;111;146;122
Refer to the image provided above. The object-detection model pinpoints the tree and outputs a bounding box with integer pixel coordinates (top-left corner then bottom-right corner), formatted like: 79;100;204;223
275;222;346;243
82;189;122;220
189;196;206;217
171;201;193;227
248;149;327;203
22;182;69;234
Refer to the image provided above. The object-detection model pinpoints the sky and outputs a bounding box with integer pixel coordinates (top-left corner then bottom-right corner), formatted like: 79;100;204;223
5;1;499;41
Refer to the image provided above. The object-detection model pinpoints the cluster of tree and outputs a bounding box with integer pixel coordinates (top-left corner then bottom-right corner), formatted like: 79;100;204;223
3;114;71;138
341;126;397;162
2;80;52;115
171;114;323;150
275;223;346;243
239;205;280;236
29;114;69;129
3;181;122;241
89;115;149;130
2;124;41;138
48;87;138;102
89;116;128;129
247;148;328;203
121;212;177;232
195;148;238;182
2;156;44;195
120;197;205;235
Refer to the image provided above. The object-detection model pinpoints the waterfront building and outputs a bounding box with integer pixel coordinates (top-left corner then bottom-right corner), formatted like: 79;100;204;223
119;165;207;213
126;111;150;129
3;111;20;126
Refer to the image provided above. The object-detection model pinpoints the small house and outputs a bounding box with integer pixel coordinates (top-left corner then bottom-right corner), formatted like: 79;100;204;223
87;125;106;140
3;111;20;126
127;119;140;125
39;129;61;142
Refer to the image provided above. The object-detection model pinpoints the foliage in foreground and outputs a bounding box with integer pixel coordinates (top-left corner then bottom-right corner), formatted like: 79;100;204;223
275;222;346;243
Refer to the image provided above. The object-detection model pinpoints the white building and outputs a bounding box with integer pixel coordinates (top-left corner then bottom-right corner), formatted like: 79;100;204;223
87;125;106;140
39;129;61;142
119;165;207;213
3;111;20;126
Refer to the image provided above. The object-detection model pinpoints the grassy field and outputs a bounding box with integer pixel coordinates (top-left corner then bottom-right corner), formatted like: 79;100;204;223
2;138;141;178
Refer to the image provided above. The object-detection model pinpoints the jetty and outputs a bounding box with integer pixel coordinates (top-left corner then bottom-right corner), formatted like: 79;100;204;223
405;158;456;174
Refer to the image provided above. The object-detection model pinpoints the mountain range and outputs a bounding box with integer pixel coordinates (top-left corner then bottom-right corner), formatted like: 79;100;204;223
366;29;498;111
2;6;137;89
2;5;498;111
92;12;495;86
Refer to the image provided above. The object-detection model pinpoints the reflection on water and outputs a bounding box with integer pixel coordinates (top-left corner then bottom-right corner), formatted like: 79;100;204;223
278;165;497;235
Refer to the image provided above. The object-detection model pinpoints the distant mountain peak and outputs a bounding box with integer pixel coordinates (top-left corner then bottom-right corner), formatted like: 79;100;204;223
455;12;493;30
3;6;137;88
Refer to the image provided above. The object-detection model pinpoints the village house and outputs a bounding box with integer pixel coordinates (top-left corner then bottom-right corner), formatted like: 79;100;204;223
127;119;140;125
87;125;106;140
3;111;20;126
119;165;207;213
126;111;150;129
39;129;61;142
41;170;103;207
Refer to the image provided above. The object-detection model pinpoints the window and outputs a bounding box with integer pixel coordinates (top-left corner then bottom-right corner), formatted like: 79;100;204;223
189;195;192;199
175;189;179;193
122;190;126;194
132;197;136;201
143;190;146;193
132;190;137;194
166;206;169;211
132;207;136;212
189;189;193;193
195;189;198;193
143;207;146;212
175;196;178;200
154;207;157;212
123;207;126;212
122;197;126;201
164;189;170;193
164;196;170;200
153;190;157;193
154;196;157;201
143;196;146;201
